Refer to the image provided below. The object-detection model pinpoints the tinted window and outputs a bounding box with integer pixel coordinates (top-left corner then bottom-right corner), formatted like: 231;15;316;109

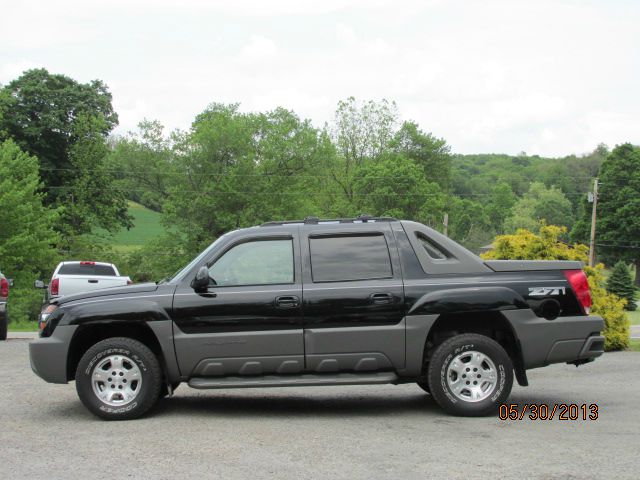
208;239;293;286
310;235;392;282
58;264;117;276
416;233;450;260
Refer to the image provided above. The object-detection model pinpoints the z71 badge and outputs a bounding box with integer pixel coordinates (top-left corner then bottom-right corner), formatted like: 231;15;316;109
528;286;566;296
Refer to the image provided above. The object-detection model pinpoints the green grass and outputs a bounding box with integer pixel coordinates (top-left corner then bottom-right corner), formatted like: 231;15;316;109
112;201;164;246
92;201;166;252
628;339;640;352
8;320;38;332
628;310;640;325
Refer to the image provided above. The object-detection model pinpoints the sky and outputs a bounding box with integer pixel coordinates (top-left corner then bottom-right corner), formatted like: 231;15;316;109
1;0;638;157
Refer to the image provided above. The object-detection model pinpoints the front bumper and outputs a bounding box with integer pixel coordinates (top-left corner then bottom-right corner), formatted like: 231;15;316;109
502;310;606;369
29;325;78;383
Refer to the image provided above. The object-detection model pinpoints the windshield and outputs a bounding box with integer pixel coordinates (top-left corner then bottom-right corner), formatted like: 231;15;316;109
161;234;229;284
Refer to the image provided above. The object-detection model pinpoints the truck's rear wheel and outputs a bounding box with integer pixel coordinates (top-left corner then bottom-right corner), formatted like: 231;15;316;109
428;333;513;416
75;337;162;420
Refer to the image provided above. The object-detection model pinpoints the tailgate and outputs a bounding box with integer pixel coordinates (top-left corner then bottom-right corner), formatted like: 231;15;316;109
59;276;129;296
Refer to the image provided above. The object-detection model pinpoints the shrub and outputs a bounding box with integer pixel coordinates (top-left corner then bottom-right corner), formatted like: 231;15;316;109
606;261;637;311
586;265;630;350
482;224;629;350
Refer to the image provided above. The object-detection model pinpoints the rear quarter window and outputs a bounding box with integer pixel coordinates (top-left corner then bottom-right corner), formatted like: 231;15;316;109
58;264;117;276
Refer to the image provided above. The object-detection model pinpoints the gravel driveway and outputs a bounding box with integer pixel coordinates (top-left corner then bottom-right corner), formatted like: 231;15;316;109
1;339;638;479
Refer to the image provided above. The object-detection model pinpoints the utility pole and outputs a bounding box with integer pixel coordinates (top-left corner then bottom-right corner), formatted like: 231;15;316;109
443;213;449;237
588;178;599;267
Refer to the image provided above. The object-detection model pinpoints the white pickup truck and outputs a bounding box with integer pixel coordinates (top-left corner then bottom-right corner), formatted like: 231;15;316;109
36;261;132;300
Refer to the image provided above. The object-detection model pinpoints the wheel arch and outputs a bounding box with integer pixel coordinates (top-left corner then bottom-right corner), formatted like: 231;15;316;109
422;311;528;386
66;320;179;383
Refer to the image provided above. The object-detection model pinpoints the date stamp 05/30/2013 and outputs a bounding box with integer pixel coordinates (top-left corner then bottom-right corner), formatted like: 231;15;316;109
498;403;599;421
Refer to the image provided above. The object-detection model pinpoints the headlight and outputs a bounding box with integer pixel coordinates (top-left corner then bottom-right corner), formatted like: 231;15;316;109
39;304;58;330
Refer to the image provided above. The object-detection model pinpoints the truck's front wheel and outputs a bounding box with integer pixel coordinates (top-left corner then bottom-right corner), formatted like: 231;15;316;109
0;313;7;341
428;333;513;416
75;337;162;420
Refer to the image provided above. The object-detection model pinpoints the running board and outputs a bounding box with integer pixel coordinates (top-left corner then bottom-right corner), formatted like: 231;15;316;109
188;371;398;389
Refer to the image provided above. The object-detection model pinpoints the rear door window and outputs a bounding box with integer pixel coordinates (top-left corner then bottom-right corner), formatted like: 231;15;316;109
58;264;117;276
309;234;392;282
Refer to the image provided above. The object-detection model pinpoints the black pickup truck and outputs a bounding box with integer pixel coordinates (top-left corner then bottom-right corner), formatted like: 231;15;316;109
30;217;605;420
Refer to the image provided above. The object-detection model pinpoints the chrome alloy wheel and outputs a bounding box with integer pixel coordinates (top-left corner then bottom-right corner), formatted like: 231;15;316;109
446;350;498;402
91;355;142;406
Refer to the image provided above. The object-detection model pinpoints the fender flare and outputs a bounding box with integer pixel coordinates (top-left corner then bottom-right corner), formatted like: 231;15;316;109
60;300;181;382
408;286;528;316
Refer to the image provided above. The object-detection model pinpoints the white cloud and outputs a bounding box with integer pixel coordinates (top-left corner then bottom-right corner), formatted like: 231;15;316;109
238;35;278;64
0;0;637;156
0;60;38;84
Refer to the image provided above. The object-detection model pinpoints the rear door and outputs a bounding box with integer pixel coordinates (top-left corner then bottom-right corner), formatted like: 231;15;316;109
301;223;406;373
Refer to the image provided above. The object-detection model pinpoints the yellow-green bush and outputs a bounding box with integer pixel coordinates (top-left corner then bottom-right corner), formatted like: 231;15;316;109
482;225;630;351
584;264;630;350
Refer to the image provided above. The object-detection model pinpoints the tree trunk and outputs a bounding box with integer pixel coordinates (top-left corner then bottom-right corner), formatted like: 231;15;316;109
635;258;640;287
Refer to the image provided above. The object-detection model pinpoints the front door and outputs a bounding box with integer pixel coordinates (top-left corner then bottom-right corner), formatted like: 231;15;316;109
301;224;406;373
172;233;304;377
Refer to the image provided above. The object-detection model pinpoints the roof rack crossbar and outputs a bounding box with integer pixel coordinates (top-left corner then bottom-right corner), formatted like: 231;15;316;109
260;215;398;227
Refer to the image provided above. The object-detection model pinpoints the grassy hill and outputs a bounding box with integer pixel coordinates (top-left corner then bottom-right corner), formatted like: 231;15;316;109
97;201;166;252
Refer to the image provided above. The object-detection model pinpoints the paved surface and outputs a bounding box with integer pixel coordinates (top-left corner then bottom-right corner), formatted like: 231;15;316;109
631;325;640;338
1;339;638;480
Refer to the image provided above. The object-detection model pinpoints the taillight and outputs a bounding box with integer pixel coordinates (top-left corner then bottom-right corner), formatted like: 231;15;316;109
127;279;133;285
80;261;95;265
564;269;592;314
50;277;60;296
0;278;8;297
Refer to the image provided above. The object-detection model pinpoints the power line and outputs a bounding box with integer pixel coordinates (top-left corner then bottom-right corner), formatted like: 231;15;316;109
595;243;640;250
37;185;595;197
38;166;610;182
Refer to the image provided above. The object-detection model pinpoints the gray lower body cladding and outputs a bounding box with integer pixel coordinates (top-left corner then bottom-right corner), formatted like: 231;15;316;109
29;325;78;383
501;309;605;369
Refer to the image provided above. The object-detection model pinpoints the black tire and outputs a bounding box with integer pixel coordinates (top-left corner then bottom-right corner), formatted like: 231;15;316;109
416;379;430;394
428;333;513;417
0;313;7;341
75;337;162;420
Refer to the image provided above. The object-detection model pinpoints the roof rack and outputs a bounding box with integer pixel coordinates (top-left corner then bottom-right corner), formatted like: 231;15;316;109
260;214;398;226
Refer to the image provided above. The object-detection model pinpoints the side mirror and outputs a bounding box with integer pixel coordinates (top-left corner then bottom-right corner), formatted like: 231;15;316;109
34;280;46;289
190;266;210;292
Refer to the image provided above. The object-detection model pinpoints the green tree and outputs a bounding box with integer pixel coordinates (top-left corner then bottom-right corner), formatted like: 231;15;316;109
0;140;60;323
329;97;398;203
162;104;330;256
61;115;132;240
594;143;640;284
390;121;451;189
486;182;516;234
606;261;637;311
351;153;446;224
0;69;129;234
482;225;629;350
107;120;175;212
448;197;494;250
504;182;574;233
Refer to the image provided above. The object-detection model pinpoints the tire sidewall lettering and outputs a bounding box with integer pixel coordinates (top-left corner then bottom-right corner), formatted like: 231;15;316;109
84;347;147;376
